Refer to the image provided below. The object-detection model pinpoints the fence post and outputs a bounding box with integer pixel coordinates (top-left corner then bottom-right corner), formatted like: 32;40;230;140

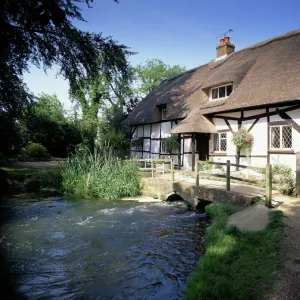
171;159;175;182
151;159;154;179
195;161;199;186
226;160;231;191
296;152;300;198
265;164;272;208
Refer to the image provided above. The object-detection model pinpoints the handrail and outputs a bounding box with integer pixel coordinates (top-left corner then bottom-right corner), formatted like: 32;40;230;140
196;160;272;208
134;158;175;182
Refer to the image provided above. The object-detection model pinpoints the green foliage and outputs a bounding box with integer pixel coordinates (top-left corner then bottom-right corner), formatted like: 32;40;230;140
20;93;82;157
232;126;254;152
198;160;213;172
22;142;49;160
186;206;284;300
165;134;179;153
134;59;186;96
61;147;140;199
272;163;295;195
1;0;130;158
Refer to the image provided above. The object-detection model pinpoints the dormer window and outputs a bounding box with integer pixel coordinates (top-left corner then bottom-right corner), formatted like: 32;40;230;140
211;84;233;100
162;104;167;120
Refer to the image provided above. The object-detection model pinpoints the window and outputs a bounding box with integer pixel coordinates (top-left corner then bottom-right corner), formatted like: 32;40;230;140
161;139;167;153
270;125;292;149
162;104;167;120
211;84;233;100
213;133;227;152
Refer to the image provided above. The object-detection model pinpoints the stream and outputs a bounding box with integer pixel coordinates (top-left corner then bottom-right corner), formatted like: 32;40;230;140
0;196;209;299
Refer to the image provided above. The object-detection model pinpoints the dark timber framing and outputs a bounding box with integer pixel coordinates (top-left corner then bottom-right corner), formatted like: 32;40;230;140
130;102;300;169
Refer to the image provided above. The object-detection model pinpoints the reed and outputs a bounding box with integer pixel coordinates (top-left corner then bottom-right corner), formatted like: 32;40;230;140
61;147;140;199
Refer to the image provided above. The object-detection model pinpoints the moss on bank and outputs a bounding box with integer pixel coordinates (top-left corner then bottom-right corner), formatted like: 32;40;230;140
185;204;284;300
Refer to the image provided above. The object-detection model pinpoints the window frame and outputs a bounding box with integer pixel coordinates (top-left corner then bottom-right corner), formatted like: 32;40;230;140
269;125;293;150
161;104;167;120
213;132;228;152
210;84;233;101
161;139;167;154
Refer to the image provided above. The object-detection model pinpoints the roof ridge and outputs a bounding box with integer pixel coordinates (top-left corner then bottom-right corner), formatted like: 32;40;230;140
161;29;300;84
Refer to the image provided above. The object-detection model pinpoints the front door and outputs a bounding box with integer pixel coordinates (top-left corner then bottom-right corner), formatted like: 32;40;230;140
197;133;209;161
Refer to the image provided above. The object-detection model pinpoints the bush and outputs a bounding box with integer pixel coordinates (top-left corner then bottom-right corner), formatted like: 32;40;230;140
272;163;295;195
61;147;141;199
22;142;49;160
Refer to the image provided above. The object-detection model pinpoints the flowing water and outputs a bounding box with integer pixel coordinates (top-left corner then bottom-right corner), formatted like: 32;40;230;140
0;196;209;300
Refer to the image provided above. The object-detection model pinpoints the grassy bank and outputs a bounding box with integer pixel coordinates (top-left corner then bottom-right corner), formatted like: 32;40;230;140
185;204;284;300
61;148;140;199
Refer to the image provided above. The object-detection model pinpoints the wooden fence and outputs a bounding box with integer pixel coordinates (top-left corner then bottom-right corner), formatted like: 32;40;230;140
135;158;273;207
136;158;175;182
195;160;272;208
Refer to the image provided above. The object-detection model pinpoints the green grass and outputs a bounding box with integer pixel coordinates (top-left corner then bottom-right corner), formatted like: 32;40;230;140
3;166;62;190
185;204;284;300
61;148;141;200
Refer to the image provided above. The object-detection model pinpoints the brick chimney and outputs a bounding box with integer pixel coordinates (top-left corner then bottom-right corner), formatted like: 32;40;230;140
216;36;235;58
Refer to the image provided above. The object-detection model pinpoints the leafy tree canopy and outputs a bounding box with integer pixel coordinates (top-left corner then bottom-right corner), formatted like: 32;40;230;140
1;0;131;156
134;59;186;96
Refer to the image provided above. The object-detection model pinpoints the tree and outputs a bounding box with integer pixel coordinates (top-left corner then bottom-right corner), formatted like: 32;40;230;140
134;59;186;96
70;66;134;151
21;94;82;157
0;0;131;156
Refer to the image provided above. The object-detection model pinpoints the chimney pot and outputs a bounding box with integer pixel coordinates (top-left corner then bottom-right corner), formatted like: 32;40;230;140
224;36;230;43
220;38;225;45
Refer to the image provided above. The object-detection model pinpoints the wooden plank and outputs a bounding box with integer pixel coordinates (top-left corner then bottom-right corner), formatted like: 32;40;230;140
151;159;154;179
198;172;227;179
279;111;300;133
226;160;231;191
248;118;260;132
297;152;300;199
265;164;272;208
195;162;199;186
192;133;195;171
225;119;234;133
171;160;175;182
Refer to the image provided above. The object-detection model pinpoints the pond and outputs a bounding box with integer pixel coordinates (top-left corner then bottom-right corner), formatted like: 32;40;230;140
0;196;208;299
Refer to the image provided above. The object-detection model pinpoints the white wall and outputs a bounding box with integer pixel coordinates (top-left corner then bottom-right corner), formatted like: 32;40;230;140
130;106;300;172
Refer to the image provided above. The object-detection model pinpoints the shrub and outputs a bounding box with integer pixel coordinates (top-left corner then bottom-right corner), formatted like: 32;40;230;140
272;163;295;195
22;142;49;160
199;160;213;172
165;134;179;154
61;147;141;199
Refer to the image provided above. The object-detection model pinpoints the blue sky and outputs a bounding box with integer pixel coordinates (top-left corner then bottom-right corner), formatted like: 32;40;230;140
24;0;300;109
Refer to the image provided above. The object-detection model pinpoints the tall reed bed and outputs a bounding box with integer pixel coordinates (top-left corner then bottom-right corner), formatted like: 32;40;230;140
61;148;140;199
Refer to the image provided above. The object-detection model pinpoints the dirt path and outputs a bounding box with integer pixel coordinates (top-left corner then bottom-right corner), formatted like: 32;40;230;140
270;195;300;300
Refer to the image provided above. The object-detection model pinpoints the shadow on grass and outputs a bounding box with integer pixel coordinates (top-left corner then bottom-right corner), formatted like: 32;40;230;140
185;205;284;300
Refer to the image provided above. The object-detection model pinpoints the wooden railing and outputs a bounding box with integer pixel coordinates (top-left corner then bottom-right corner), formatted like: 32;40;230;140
135;158;273;207
136;158;175;182
195;160;272;208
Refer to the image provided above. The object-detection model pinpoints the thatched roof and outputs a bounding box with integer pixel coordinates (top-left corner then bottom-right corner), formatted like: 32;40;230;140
127;29;300;127
171;113;217;134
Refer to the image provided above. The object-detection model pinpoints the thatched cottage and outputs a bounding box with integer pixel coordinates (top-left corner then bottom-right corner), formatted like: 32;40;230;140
126;29;300;173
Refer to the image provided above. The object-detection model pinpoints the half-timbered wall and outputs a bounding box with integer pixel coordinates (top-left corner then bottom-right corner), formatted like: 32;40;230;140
210;104;300;174
130;120;195;170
